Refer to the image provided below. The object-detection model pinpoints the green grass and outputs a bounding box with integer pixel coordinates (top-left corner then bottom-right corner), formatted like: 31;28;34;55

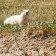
0;20;56;33
0;24;27;33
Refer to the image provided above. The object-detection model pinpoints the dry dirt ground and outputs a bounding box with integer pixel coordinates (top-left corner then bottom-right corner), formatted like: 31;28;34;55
0;26;56;56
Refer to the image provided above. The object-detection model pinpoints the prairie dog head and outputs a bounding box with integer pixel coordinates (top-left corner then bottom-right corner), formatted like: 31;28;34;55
21;9;29;16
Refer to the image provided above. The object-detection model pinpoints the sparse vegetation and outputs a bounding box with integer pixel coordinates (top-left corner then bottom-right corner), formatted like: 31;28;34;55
0;20;56;35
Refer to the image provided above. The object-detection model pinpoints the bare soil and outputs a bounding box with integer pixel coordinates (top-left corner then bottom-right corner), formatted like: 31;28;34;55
0;26;56;56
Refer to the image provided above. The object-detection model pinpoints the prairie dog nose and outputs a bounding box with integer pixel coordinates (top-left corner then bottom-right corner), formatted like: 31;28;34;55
26;12;28;15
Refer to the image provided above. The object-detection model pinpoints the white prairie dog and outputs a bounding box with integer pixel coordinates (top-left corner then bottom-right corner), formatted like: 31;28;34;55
4;9;31;26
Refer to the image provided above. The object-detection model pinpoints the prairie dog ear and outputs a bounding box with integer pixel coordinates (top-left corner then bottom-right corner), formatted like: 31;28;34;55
28;9;29;11
26;9;29;12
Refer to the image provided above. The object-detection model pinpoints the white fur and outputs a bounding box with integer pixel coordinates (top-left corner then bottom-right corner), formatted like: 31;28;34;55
4;10;31;26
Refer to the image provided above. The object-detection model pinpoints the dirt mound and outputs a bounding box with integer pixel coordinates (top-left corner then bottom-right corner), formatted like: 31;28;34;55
0;26;56;56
